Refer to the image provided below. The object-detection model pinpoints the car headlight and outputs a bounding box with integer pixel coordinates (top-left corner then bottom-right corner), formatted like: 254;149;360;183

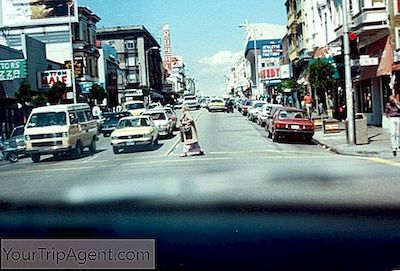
25;135;30;141
111;136;118;140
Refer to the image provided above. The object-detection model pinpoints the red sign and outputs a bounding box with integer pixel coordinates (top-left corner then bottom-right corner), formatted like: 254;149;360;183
260;68;281;80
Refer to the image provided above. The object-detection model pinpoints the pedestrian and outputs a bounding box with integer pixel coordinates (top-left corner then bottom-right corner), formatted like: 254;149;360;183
179;105;204;157
287;95;294;107
384;95;400;156
326;94;334;119
304;92;313;117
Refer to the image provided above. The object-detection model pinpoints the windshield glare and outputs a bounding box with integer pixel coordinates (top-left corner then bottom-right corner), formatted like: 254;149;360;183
143;113;166;121
27;112;67;127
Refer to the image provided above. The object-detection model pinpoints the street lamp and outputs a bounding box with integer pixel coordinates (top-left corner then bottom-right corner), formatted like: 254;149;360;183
238;21;260;98
68;2;77;104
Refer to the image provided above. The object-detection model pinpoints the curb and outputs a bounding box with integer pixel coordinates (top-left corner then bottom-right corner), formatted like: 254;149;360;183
312;138;391;158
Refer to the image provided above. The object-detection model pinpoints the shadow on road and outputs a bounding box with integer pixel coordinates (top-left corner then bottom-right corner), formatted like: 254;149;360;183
38;149;107;163
116;143;164;154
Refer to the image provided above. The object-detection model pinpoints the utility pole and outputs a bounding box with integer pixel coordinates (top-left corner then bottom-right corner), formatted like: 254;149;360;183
342;0;355;145
68;3;77;104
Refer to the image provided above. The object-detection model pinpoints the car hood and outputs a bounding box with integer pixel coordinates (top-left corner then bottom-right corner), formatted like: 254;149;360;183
111;127;154;137
25;126;68;135
152;120;169;126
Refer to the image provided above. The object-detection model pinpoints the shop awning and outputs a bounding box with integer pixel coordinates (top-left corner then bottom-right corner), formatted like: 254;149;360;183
360;36;387;80
377;36;393;77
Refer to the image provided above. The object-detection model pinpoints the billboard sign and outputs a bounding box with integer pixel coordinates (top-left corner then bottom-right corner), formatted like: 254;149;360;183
1;0;78;27
261;43;283;58
37;69;71;89
260;68;281;80
63;59;84;78
0;59;27;81
171;56;183;68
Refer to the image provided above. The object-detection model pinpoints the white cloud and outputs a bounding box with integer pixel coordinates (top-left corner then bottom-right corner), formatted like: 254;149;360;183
199;50;242;67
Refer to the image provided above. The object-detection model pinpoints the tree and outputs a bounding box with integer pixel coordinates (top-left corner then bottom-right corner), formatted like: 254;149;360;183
306;59;335;114
48;81;67;104
15;80;32;106
31;93;48;107
89;84;107;105
277;79;302;93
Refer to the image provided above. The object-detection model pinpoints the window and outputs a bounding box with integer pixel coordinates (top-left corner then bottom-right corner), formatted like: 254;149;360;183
85;110;93;121
126;40;136;50
76;111;87;123
127;56;137;66
27;112;67;128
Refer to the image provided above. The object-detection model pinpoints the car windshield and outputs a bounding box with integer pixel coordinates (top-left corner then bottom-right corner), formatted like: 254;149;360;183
253;102;265;108
116;118;144;128
104;113;128;123
143;113;166;120
278;111;305;119
11;127;24;137
27;112;67;127
126;103;144;110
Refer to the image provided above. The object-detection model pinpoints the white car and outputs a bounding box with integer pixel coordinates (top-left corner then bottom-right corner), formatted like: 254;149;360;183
248;101;268;122
257;104;283;127
182;95;200;110
110;116;159;154
149;106;177;130
123;101;146;116
142;110;174;137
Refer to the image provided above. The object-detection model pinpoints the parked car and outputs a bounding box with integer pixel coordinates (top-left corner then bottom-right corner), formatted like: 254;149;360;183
241;100;253;116
24;103;98;162
267;107;314;143
257;104;283;127
264;105;285;131
110;116;159;154
142;110;174;137
148;102;162;110
207;98;227;112
182;95;200;110
248;101;268;122
122;101;146;116
100;111;132;137
200;98;211;108
1;125;26;158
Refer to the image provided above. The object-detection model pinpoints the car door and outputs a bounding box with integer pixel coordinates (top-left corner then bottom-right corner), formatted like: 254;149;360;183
76;110;90;146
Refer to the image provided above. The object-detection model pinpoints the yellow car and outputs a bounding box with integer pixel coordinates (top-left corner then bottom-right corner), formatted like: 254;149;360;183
207;98;227;112
123;101;146;116
110;116;159;154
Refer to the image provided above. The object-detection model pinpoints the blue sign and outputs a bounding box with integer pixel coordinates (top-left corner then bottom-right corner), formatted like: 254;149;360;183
79;82;105;94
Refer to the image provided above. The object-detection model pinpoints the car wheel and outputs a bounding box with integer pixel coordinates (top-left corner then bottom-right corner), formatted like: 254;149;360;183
53;153;62;161
272;132;278;142
89;138;96;155
74;141;83;158
8;153;18;163
152;138;159;149
113;146;120;154
31;154;40;163
261;122;265;127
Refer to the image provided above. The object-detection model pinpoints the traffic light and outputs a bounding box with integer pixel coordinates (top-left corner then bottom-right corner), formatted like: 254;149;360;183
349;32;359;59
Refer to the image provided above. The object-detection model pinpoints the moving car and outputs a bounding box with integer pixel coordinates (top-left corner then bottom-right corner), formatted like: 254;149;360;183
110;116;159;154
122;101;146;116
257;104;283;127
100;111;132;137
207;98;227;112
173;100;183;110
247;101;268;122
267;107;314;143
182;95;200;110
149;106;178;130
142;110;174;137
24;103;98;162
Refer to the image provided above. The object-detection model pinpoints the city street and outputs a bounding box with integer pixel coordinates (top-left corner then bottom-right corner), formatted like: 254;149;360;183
1;109;400;207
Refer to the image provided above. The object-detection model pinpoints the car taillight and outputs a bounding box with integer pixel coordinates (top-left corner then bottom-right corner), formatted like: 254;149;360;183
276;123;286;129
304;124;314;130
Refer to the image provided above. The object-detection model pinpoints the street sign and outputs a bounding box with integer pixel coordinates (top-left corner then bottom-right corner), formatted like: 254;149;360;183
359;55;379;66
0;59;27;81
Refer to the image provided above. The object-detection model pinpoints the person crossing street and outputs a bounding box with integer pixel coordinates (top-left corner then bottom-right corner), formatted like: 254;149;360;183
385;95;400;156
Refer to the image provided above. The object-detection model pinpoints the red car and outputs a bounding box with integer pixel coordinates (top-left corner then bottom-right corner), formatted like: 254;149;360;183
267;107;314;142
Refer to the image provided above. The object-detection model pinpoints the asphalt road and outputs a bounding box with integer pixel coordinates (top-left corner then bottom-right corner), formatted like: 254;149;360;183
1;108;400;207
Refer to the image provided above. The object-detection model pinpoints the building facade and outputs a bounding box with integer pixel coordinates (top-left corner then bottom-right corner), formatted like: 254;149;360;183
96;25;163;103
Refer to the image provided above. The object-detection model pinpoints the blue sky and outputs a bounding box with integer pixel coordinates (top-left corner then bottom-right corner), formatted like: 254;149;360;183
79;0;287;95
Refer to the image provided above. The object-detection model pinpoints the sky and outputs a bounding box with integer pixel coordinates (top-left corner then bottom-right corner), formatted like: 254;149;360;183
79;0;287;96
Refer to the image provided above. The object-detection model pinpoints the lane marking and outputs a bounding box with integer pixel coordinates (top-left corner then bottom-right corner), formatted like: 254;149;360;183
164;109;204;156
359;157;400;169
122;156;233;166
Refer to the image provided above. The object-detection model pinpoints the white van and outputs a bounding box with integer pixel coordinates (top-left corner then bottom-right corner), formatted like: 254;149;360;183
24;103;98;162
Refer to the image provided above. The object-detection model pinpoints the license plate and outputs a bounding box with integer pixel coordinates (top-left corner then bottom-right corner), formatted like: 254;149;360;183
126;141;136;146
291;125;300;130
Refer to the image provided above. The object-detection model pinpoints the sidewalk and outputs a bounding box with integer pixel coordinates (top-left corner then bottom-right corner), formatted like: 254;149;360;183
313;123;397;159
